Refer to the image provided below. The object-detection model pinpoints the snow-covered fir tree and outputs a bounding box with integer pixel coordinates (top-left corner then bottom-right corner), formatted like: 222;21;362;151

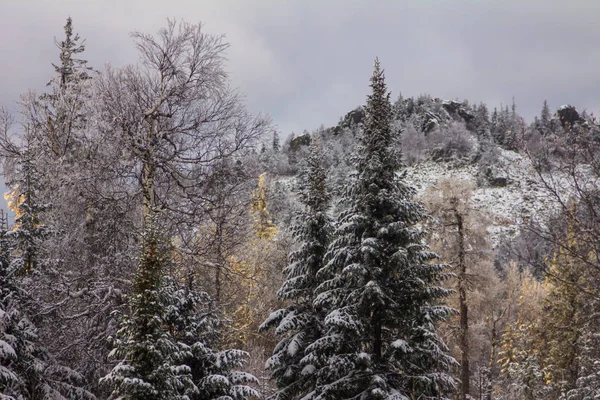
101;214;201;399
540;100;552;134
163;278;259;400
101;212;258;400
37;16;92;160
0;211;94;399
260;136;331;399
306;59;456;400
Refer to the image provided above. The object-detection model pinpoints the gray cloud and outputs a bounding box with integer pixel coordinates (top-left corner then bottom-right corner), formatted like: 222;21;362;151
2;0;600;136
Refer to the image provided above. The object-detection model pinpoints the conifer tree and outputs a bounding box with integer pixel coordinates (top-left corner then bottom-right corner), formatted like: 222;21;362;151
541;216;588;396
100;214;192;400
527;207;599;399
260;136;331;399
0;211;95;399
163;278;260;400
6;146;50;276
566;329;600;400
38;16;92;159
307;59;456;399
101;212;258;400
490;108;498;136
0;212;32;398
273;132;281;153
497;269;550;400
540;100;551;134
473;102;491;139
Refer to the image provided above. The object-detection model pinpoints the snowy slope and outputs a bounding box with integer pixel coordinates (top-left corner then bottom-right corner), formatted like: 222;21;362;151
405;149;569;247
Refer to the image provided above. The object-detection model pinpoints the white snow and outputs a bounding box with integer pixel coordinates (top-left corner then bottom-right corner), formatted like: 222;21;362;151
405;148;572;248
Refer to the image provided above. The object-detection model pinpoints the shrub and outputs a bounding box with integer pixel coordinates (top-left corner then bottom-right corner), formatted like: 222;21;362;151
427;121;476;161
401;123;428;166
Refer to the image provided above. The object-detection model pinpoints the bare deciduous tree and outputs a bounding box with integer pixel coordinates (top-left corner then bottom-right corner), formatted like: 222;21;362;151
94;20;269;229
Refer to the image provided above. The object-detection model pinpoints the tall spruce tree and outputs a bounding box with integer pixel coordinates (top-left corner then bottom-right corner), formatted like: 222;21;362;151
566;326;600;400
162;277;260;400
541;218;588;397
260;136;331;399
307;59;456;399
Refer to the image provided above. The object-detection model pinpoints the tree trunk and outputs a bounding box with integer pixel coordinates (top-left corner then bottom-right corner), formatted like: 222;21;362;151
484;314;501;400
142;160;155;220
141;119;156;225
456;211;470;400
215;265;221;305
373;311;382;363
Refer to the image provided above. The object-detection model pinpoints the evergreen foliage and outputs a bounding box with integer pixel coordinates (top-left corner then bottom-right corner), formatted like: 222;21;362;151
101;215;188;400
474;102;491;139
307;59;456;400
0;211;94;400
566;330;600;400
163;278;260;400
540;100;552;134
260;136;331;399
541;218;589;395
6;13;600;400
37;16;92;160
497;270;551;400
101;214;258;400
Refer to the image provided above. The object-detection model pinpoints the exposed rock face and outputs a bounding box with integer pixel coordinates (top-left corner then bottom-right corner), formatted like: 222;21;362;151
414;99;475;133
423;111;441;133
289;133;311;152
345;108;365;125
488;175;509;188
484;164;511;187
333;107;365;135
557;105;585;128
333;98;478;138
442;100;475;123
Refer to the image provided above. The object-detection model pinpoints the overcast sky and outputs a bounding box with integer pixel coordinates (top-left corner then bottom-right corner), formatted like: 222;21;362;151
2;0;600;136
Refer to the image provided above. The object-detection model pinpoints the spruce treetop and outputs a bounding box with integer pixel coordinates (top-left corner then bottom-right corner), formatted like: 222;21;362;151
357;58;401;198
51;17;92;90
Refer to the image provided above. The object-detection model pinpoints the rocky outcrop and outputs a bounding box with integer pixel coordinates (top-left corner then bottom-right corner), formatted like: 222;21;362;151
557;105;585;128
332;107;365;135
289;133;311;152
441;100;475;123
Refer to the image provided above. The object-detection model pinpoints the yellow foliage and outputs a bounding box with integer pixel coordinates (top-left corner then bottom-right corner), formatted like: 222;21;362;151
250;173;277;240
4;187;23;231
538;202;589;392
221;240;280;349
498;266;546;375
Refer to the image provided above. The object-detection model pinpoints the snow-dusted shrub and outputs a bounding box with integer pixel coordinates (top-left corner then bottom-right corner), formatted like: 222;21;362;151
428;121;476;161
401;122;428;166
476;142;503;186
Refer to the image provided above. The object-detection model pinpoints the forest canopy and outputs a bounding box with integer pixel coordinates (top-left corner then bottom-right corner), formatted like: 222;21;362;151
1;16;600;400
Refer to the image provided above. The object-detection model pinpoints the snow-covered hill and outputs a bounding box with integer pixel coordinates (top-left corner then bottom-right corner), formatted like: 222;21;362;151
406;149;569;247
